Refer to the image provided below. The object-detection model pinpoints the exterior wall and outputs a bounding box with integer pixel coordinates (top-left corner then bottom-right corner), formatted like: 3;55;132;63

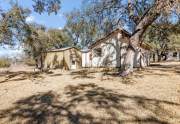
134;50;150;67
82;32;150;68
71;49;82;69
167;51;180;61
43;52;64;69
177;52;180;61
82;52;90;68
42;48;82;70
90;32;128;68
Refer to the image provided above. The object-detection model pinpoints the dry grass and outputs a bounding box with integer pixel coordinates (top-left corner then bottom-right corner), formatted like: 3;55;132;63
0;58;11;68
0;62;179;124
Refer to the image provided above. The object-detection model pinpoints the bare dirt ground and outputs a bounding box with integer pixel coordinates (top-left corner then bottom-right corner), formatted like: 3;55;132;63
0;62;179;124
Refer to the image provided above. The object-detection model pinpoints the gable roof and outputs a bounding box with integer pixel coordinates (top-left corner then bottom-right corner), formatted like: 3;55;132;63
89;28;131;49
89;28;152;51
45;47;80;53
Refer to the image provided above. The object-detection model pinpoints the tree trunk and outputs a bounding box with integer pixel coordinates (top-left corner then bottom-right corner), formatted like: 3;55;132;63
164;54;167;61
153;53;156;62
121;4;160;76
40;54;44;72
123;47;135;73
157;50;161;62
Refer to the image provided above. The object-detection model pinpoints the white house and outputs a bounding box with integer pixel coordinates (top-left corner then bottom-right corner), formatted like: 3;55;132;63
82;28;151;69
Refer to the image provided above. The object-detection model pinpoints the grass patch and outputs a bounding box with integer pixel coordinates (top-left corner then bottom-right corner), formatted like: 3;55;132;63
0;58;11;68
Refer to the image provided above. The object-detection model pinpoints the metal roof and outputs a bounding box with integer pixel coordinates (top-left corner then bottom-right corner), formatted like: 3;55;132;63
45;47;80;52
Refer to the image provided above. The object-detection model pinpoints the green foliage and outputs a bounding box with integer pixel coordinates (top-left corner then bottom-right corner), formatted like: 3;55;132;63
0;0;61;46
23;24;73;59
47;29;73;48
167;21;180;50
65;0;180;49
65;9;98;47
168;32;180;50
0;5;30;45
144;23;171;51
0;58;11;68
23;23;47;58
144;21;180;52
32;0;61;14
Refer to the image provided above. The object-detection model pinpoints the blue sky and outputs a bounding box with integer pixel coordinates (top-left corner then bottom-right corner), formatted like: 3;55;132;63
0;0;82;57
23;0;83;29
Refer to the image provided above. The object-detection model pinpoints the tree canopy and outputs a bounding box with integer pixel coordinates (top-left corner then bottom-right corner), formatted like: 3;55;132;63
0;0;61;45
23;23;73;58
65;0;180;47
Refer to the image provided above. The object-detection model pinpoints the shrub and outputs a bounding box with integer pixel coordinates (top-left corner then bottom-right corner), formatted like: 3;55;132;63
0;58;11;68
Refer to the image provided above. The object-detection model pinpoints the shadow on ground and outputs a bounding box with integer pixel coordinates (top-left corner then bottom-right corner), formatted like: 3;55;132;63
0;71;44;83
149;63;180;74
71;70;96;79
0;70;62;83
0;83;179;124
126;63;180;79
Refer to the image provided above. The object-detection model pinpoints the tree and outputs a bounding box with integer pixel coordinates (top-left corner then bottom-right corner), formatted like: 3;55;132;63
168;22;180;51
0;0;61;46
143;16;180;62
23;23;73;59
32;0;61;14
23;23;48;59
65;9;98;48
122;0;179;75
47;29;73;49
0;5;30;45
144;19;173;61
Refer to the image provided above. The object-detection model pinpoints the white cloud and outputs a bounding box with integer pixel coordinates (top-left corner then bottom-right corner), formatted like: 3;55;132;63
59;13;64;18
58;27;63;30
26;15;35;23
59;13;63;17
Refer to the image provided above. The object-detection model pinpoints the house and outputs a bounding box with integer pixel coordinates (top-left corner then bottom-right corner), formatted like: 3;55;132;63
82;28;151;69
41;47;82;70
39;28;151;71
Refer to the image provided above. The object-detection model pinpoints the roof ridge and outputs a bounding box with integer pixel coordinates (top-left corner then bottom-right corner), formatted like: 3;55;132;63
89;28;130;49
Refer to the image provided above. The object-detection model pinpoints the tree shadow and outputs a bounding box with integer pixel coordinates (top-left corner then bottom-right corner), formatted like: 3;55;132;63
0;83;179;124
71;70;96;79
149;63;180;75
49;73;62;77
0;71;44;83
102;72;136;84
131;63;180;78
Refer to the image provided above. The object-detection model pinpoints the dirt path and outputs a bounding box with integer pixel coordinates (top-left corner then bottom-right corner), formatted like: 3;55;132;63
0;62;179;124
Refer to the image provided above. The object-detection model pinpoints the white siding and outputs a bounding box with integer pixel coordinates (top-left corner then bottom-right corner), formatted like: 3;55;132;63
90;32;128;68
82;32;150;68
134;50;150;67
82;52;90;67
167;51;180;61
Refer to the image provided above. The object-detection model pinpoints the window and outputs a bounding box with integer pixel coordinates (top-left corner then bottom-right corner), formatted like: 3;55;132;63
93;48;102;57
72;60;76;65
173;52;177;57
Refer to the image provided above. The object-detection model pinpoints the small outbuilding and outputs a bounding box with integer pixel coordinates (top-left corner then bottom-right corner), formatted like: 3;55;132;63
41;47;82;70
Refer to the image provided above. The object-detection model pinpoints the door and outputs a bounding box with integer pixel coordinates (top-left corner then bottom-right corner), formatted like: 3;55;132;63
71;60;76;70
